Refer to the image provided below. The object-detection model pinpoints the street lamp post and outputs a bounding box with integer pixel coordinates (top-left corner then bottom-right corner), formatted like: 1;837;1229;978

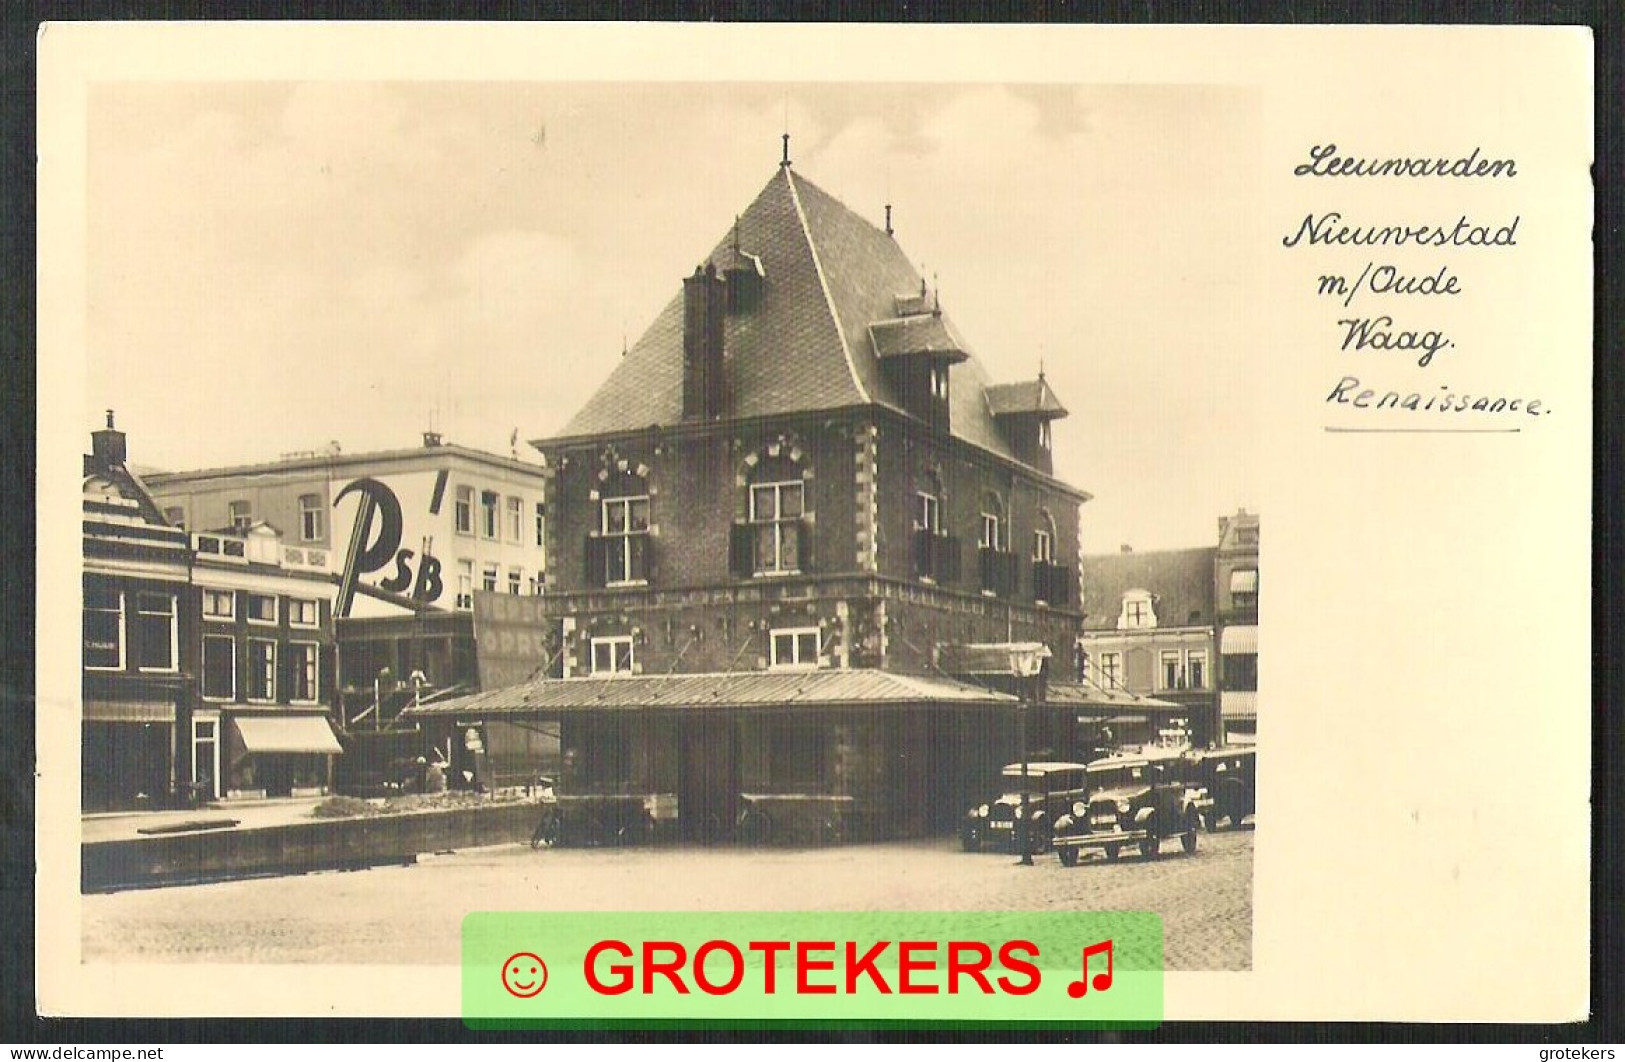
1009;643;1051;867
375;666;392;731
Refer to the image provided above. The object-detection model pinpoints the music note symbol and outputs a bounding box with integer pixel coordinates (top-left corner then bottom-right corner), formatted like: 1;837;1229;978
1066;939;1114;998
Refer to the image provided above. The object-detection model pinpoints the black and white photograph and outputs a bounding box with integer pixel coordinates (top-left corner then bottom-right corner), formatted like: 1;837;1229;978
36;22;1592;1024
73;79;1259;971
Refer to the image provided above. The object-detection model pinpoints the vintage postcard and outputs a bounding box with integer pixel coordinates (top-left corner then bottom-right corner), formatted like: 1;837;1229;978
36;22;1591;1023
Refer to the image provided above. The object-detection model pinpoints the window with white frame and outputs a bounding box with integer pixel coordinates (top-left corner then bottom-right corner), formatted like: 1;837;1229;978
455;486;474;535
1161;650;1182;690
247;639;277;701
929;362;950;401
528;573;544;596
456;560;474;609
1098;651;1122;690
770;627;820;669
590;636;634;675
135;592;177;672
299;493;324;542
202;635;235;700
246;594;277;625
534;501;546;547
600;491;650;585
229;500;253;531
750;479;804;574
481;490;500;539
508;568;523;595
288;598;318;627
979;511;1003;551
289;642;319;703
1119;589;1155;630
1033;526;1054;563
916;490;941;533
506;496;523;542
482;564;499;592
83;588;124;670
1038;420;1052;451
202;588;235;621
1186;649;1207;690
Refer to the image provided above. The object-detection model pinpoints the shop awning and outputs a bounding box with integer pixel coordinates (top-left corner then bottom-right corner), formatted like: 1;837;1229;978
83;699;174;724
1229;568;1258;593
234;714;342;754
1220;625;1259;654
1221;691;1258;719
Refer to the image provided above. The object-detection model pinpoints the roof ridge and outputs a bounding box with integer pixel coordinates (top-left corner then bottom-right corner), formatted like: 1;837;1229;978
784;167;870;405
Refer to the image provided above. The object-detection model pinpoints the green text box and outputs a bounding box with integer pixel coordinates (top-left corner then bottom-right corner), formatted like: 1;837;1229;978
464;911;1162;1029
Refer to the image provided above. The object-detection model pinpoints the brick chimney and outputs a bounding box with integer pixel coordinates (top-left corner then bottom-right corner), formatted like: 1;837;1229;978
88;409;126;473
682;262;727;420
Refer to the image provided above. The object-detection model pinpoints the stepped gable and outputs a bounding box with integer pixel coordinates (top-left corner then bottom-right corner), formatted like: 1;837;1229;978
554;166;1021;462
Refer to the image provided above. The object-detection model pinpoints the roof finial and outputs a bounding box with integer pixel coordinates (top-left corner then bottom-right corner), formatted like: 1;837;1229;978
932;273;940;315
780;131;791;168
104;409;115;429
884;204;893;237
1038;357;1046;381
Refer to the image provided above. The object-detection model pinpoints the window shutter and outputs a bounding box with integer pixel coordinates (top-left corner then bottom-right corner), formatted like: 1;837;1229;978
798;517;814;573
584;535;606;588
729;523;754;577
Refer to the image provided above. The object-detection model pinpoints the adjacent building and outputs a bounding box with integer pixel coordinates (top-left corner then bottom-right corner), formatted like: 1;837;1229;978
144;435;551;728
407;153;1092;841
82;414;193;811
1215;508;1259;745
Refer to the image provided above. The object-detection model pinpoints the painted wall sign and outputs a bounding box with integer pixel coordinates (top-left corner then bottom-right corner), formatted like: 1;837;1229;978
333;472;450;617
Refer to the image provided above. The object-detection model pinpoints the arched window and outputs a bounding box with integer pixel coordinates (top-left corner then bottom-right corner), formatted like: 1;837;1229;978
1032;508;1056;563
978;492;1005;552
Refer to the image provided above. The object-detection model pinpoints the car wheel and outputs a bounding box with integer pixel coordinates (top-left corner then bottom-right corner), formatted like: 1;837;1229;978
1028;823;1050;856
1139;837;1158;860
1182;812;1199;854
1204;810;1220;833
1104;844;1120;862
1058;846;1079;868
961;830;980;853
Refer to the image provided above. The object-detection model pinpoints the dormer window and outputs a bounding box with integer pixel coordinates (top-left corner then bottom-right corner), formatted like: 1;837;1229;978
930;362;950;401
1119;589;1158;630
1038;420;1052;452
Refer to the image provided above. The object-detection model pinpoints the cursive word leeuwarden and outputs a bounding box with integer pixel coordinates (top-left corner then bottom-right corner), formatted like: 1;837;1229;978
1294;144;1517;179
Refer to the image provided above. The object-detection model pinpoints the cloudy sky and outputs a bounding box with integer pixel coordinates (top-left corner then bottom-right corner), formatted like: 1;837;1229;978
87;81;1259;552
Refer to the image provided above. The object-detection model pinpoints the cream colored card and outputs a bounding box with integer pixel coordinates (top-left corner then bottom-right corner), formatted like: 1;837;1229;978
37;23;1592;1021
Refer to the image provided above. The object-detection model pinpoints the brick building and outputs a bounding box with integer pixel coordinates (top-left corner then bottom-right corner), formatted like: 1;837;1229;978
408;152;1092;841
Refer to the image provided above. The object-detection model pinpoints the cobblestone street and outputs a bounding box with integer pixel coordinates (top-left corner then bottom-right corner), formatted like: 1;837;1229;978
82;827;1252;971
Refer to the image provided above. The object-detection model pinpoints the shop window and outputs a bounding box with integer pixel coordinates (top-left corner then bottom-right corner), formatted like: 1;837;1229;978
290;642;319;704
203;588;234;620
247;594;277;625
83;588;124;670
191;717;219;800
288;598;318;627
299;493;324;542
770;627;820;669
229;500;252;531
455;486;474;535
135;592;177;672
590;636;634;676
247;639;277;701
202;635;235;700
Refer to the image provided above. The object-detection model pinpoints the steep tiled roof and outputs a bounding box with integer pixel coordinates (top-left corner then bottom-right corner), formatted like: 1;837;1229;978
1079;547;1216;631
549;166;1034;464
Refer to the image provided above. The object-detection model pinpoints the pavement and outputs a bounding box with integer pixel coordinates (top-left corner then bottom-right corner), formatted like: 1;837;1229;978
81;826;1253;971
81;797;332;843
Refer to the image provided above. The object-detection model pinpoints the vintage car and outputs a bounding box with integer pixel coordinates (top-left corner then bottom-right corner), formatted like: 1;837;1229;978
962;761;1094;855
1184;746;1256;831
1051;750;1205;865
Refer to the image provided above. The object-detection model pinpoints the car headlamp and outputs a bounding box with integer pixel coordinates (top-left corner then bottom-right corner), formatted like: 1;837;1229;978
1115;799;1132;814
1072;801;1087;818
977;804;989;818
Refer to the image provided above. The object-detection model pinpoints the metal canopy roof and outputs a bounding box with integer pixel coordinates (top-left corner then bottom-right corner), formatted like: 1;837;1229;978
402;668;1017;718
